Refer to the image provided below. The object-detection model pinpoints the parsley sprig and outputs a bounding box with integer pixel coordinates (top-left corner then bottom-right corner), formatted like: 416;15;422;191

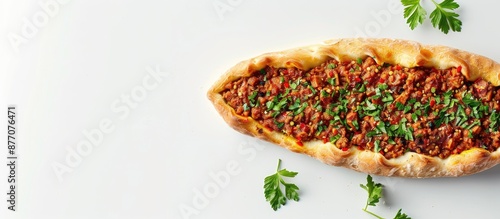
264;159;300;211
360;175;411;219
401;0;462;34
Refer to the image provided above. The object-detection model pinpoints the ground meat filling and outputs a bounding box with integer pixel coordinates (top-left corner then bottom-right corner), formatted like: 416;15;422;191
221;57;500;159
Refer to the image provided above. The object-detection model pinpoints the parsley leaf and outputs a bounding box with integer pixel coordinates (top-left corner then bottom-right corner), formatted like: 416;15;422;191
394;209;412;219
430;0;462;34
361;175;412;219
402;0;426;30
264;159;300;211
360;175;383;208
401;0;462;34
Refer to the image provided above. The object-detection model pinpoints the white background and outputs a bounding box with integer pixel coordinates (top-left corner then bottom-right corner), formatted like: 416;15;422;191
2;0;500;218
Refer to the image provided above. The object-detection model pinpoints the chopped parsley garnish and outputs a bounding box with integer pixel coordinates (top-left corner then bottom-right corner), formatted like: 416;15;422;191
290;80;299;89
288;98;302;111
327;63;337;69
489;110;500;131
294;102;308;115
330;134;341;144
248;91;258;107
352;119;359;130
374;140;381;153
274;120;285;129
356;57;363;65
273;97;288;111
327;78;335;86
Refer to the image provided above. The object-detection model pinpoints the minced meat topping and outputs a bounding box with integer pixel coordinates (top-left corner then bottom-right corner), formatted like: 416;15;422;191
221;57;500;159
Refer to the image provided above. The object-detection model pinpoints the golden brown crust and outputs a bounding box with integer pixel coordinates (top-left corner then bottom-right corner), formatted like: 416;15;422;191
207;38;500;177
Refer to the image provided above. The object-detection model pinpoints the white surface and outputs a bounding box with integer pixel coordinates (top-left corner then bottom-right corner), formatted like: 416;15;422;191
1;0;500;218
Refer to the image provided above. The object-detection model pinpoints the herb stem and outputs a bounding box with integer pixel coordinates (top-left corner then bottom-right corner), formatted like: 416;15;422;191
276;159;282;172
430;0;443;13
362;208;385;219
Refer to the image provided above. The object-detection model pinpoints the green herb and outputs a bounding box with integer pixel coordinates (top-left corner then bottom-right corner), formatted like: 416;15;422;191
490;110;500;130
442;91;453;106
307;85;316;95
464;120;480;130
374;140;381;153
396;102;405;111
403;105;412;114
462;92;481;107
408;98;417;105
433;111;447;127
352;119;359;130
455;105;467;127
394;209;412;219
327;78;336;86
382;94;394;103
337;98;350;114
266;99;275;110
327;63;337;69
360;175;383;217
411;113;418;122
376;121;388;134
330;134;341;144
360;175;412;219
290;80;299;89
321;89;328;97
413;101;421;109
356;83;367;93
423;102;431;116
248;91;258;107
273;97;288;111
357;57;363;65
271;111;281;118
339;87;350;98
316;121;327;135
378;83;388;90
429;0;462;34
288;98;301;111
274;120;284;129
364;100;378;111
243;103;250;111
414;109;421;116
264;159;300;211
294;102;308;115
394;118;414;141
462;92;489;119
315;102;323;112
401;0;462;34
402;0;426;30
313;100;321;110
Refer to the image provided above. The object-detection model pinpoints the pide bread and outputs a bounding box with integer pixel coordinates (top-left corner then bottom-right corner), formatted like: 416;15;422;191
208;38;500;177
